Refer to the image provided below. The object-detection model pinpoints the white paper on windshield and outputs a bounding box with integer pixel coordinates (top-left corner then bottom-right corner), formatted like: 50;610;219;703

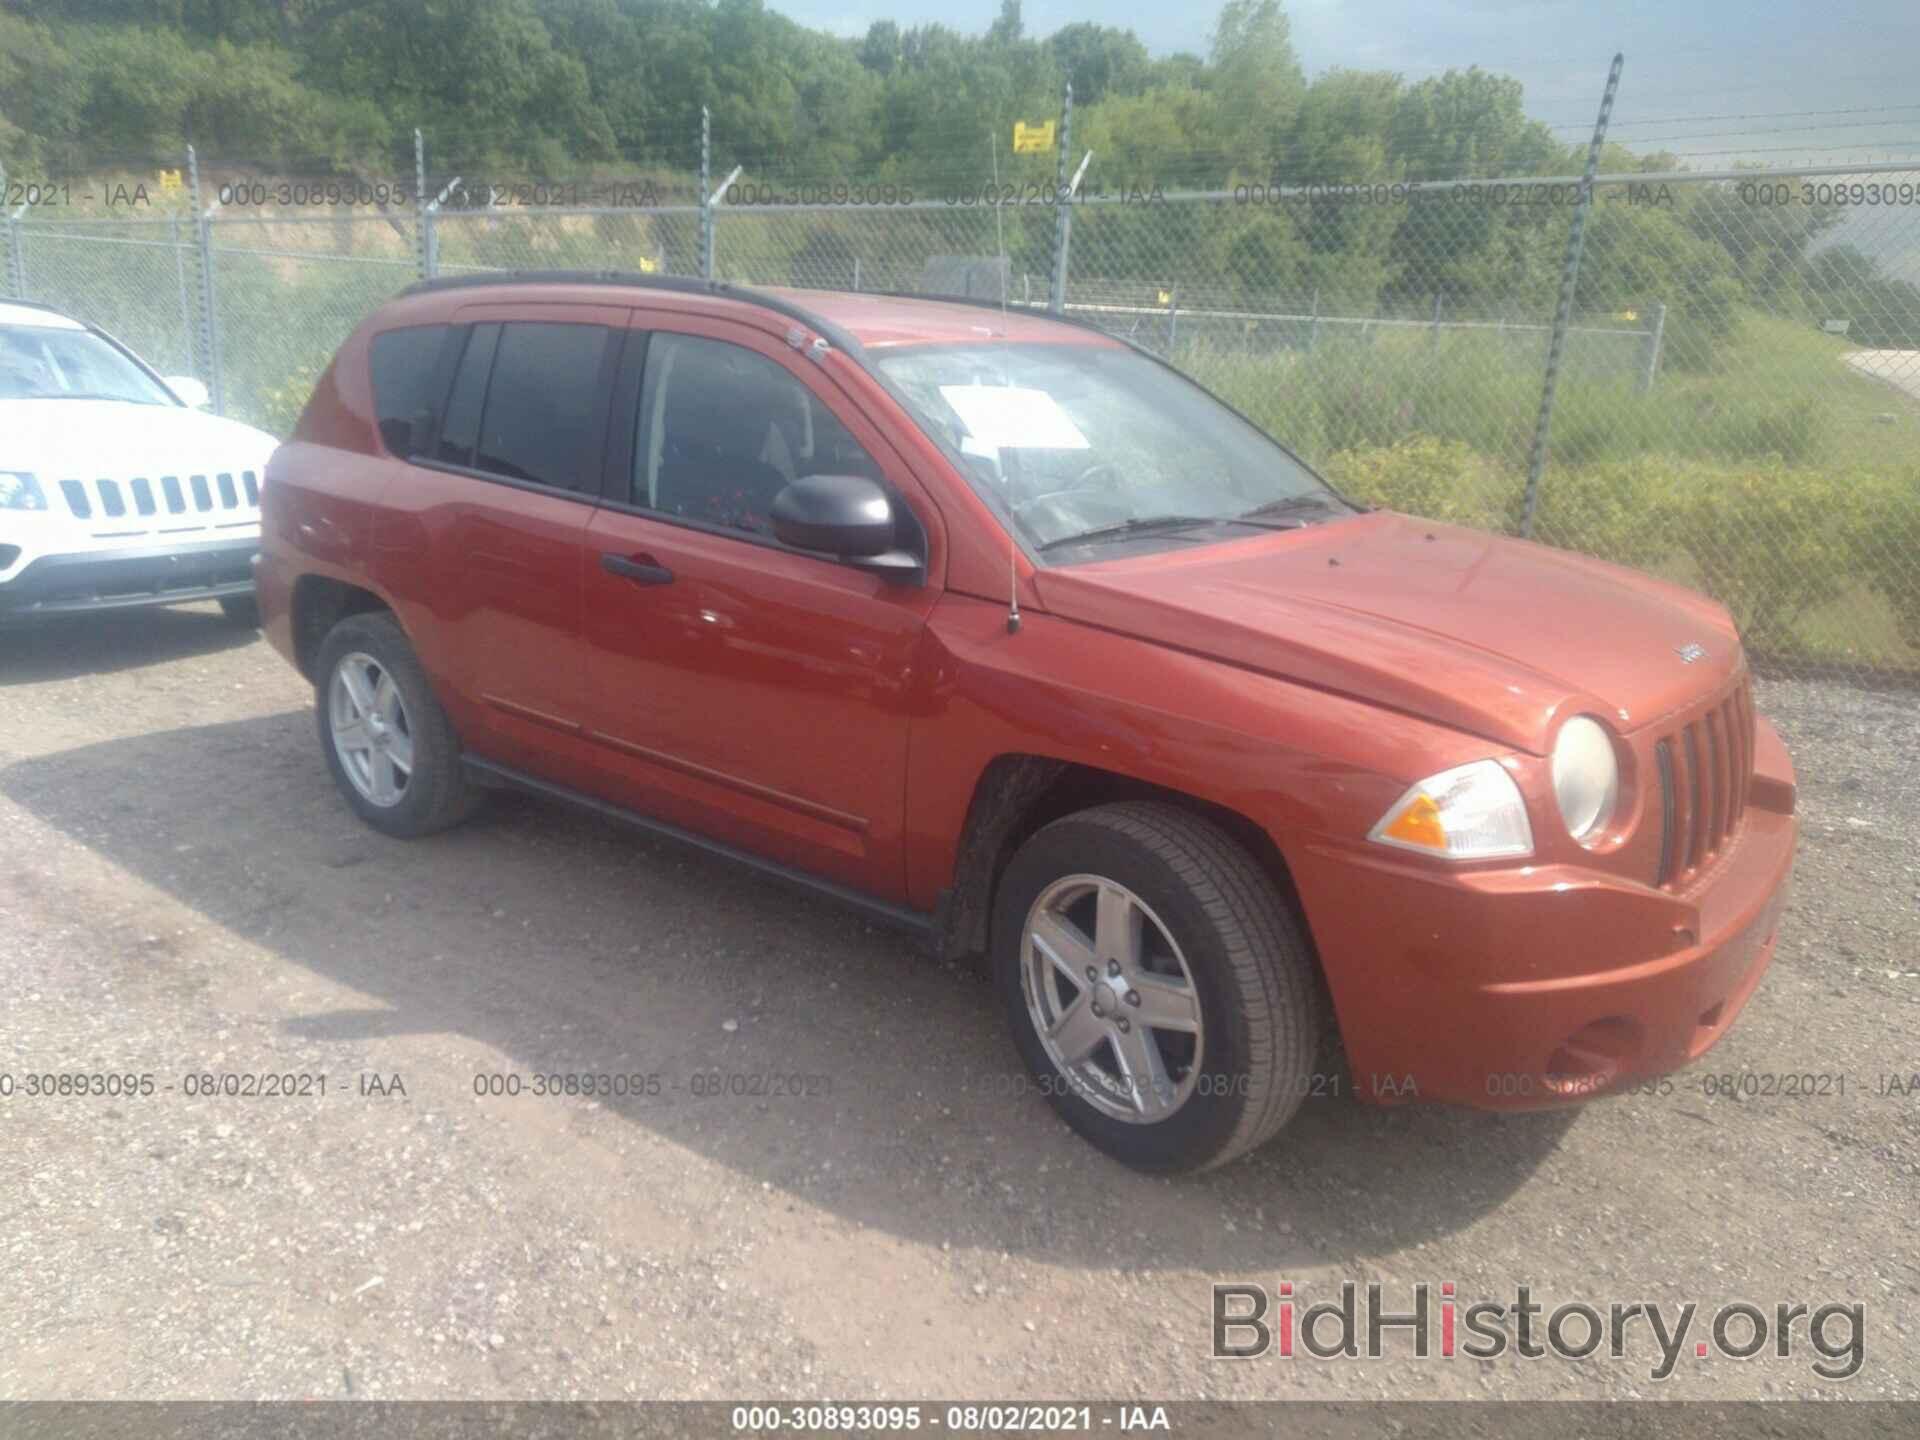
939;384;1089;451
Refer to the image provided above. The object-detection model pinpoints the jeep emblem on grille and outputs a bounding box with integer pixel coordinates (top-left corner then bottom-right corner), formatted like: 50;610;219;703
1675;642;1708;664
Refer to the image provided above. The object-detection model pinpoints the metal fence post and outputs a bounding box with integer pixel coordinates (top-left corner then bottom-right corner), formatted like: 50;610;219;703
699;106;714;280
3;167;27;299
3;213;21;299
1638;300;1667;393
1520;52;1623;539
1168;282;1178;350
421;172;459;278
186;145;225;414
1;166;13;298
171;215;195;374
1047;83;1074;313
413;128;432;280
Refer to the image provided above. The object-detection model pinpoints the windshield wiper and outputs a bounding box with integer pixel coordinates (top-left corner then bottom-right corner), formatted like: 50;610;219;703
1240;492;1353;523
1037;513;1301;553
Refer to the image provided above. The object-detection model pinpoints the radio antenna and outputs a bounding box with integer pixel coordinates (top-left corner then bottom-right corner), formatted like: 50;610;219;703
1007;533;1021;633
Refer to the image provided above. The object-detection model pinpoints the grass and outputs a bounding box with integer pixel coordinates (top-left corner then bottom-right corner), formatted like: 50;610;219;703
1182;310;1920;674
1179;311;1918;476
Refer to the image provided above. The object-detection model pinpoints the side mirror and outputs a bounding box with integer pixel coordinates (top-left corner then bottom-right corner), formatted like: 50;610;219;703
164;375;211;409
772;474;921;579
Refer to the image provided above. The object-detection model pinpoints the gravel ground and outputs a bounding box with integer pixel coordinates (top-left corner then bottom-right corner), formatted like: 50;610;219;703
0;606;1914;1404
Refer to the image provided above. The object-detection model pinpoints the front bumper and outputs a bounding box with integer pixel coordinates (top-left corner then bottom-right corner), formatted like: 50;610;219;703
0;538;258;621
1291;716;1798;1108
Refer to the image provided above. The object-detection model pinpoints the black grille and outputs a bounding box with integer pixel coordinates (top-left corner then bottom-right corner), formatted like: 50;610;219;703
1653;739;1676;885
1655;679;1756;888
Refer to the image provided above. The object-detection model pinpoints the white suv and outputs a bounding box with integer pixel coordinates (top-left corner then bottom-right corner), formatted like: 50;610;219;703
0;300;277;624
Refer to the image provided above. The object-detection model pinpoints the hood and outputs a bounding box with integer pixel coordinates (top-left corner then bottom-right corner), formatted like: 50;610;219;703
2;398;278;476
1031;511;1742;754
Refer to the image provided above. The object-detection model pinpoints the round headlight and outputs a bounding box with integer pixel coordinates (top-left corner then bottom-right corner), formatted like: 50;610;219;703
1552;715;1619;843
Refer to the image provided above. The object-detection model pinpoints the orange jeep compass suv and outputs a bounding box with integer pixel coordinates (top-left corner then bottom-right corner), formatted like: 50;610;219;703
259;273;1797;1172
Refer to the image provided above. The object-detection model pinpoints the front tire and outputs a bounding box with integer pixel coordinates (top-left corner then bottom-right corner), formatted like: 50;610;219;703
313;611;478;838
992;802;1321;1173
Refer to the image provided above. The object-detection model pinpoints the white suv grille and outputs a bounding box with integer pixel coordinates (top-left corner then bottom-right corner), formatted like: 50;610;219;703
57;470;261;537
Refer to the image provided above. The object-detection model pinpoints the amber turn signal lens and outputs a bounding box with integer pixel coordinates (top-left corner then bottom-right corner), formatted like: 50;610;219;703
1368;759;1534;861
1379;793;1446;850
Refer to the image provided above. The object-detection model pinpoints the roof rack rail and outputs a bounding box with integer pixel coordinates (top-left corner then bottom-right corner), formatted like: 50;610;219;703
395;269;873;356
392;270;1137;357
400;269;731;300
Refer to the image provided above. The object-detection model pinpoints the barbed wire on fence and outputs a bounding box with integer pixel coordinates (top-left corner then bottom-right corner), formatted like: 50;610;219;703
4;132;1917;687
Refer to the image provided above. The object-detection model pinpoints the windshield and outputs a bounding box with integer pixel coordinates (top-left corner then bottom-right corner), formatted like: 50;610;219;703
872;341;1354;559
0;323;175;404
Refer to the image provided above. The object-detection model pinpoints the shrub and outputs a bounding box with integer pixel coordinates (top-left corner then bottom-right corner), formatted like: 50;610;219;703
255;360;325;438
1317;439;1902;665
1852;469;1920;655
1530;457;1677;574
1319;437;1522;532
1644;458;1858;656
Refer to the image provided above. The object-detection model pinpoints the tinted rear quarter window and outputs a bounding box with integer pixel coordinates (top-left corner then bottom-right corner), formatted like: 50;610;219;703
368;324;450;455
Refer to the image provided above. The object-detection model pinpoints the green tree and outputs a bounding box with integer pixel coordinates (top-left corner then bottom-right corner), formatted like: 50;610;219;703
1209;0;1304;163
1046;22;1150;105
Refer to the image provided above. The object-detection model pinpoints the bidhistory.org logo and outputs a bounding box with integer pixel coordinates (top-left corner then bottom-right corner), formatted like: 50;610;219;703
1212;1282;1864;1381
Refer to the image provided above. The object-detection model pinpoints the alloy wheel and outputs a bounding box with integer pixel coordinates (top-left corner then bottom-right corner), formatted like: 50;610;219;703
1020;874;1205;1123
328;651;415;808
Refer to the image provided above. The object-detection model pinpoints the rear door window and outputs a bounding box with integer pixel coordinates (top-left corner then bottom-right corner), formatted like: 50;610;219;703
436;323;499;468
470;322;614;493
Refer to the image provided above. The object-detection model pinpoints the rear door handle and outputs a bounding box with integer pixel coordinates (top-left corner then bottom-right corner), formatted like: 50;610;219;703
601;552;674;586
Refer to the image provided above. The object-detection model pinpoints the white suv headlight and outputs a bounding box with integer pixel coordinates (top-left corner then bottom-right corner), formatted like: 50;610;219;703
1552;715;1620;843
0;472;46;510
1369;758;1533;860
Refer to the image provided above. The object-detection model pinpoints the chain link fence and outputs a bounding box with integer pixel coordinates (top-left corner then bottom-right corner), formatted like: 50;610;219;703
6;157;1917;685
4;215;201;380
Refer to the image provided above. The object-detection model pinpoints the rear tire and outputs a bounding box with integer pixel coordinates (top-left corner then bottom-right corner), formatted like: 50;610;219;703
218;594;260;627
313;611;479;838
992;802;1321;1173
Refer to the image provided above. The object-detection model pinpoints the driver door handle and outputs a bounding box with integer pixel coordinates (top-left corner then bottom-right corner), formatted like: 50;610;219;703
601;552;674;586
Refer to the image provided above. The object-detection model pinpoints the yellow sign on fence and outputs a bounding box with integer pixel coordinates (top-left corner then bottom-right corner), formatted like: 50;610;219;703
1012;120;1055;155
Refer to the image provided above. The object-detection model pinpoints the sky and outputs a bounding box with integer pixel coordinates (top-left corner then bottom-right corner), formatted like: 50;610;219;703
788;0;1920;169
